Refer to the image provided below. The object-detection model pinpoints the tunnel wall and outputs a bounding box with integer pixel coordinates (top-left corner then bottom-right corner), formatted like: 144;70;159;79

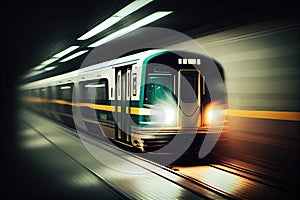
168;20;300;186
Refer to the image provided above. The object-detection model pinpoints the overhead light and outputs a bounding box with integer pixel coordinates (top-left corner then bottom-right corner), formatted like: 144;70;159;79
88;11;173;47
34;57;59;70
33;46;79;70
60;50;89;62
44;66;57;71
77;0;153;40
23;71;43;78
41;57;59;65
53;46;79;57
33;64;46;71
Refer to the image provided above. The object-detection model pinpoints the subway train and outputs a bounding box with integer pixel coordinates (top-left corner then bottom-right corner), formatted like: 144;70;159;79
20;49;226;152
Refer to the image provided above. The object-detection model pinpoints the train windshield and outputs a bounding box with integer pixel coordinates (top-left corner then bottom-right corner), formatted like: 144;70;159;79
144;74;175;104
180;71;198;103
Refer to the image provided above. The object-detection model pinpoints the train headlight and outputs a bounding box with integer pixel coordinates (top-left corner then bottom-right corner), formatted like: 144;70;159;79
204;103;215;126
149;104;177;126
208;110;215;121
148;94;177;127
204;102;226;127
163;107;176;125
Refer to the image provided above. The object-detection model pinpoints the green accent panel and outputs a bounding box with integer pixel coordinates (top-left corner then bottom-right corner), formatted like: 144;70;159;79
139;51;168;123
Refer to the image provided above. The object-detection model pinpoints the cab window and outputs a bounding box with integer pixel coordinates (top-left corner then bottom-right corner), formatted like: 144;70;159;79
144;74;175;104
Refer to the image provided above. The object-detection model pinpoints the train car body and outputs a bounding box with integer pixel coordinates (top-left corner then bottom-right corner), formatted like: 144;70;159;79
21;49;226;152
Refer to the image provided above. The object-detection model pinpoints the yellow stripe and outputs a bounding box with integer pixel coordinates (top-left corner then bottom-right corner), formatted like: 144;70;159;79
22;97;49;103
22;97;151;115
22;97;300;121
51;99;73;106
227;109;300;121
74;103;115;112
129;107;151;115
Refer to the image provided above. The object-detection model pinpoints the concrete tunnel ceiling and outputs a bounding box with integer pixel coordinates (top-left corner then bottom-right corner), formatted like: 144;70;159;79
3;0;298;83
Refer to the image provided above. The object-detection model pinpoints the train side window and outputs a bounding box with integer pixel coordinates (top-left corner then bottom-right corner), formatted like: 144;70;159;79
22;90;30;98
132;73;137;96
32;89;39;98
40;88;46;98
117;72;121;99
127;69;131;98
50;86;57;100
30;89;34;97
57;83;74;100
80;79;108;103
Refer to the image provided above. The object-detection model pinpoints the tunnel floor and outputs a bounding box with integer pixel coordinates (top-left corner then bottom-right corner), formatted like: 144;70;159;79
6;108;298;199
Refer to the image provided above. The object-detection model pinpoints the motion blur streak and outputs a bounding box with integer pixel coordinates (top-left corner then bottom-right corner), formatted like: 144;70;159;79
167;20;300;191
227;109;300;121
176;166;243;197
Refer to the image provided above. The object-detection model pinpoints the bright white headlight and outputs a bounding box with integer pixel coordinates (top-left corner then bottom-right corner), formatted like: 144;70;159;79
208;110;215;121
149;104;176;126
163;107;176;124
148;96;177;126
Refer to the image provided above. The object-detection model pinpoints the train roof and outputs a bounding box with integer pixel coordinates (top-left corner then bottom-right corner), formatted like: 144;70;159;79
20;49;167;90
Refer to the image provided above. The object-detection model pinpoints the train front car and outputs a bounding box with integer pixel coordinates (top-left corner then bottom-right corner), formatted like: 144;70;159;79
126;50;226;153
20;49;226;156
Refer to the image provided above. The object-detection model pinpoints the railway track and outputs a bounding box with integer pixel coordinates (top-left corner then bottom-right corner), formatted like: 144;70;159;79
20;109;295;199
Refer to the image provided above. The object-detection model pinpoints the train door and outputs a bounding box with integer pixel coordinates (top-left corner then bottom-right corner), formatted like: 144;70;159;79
115;68;132;144
178;69;200;128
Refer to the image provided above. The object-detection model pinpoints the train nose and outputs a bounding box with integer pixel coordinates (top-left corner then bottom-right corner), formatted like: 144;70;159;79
178;70;201;128
179;103;201;128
